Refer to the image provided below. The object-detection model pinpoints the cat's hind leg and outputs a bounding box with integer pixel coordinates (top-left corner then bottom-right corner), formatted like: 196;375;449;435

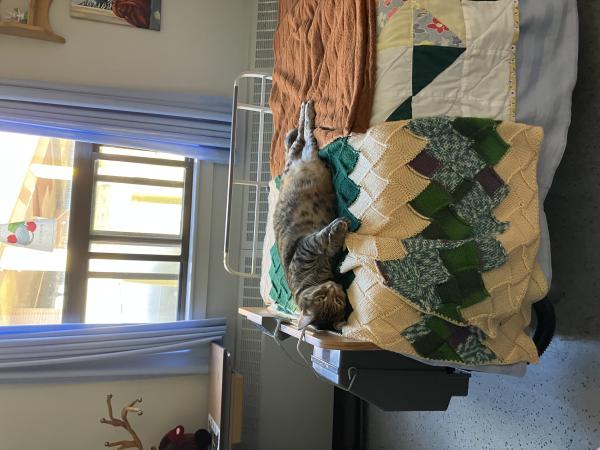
284;128;298;152
301;100;319;161
283;103;307;173
287;102;306;159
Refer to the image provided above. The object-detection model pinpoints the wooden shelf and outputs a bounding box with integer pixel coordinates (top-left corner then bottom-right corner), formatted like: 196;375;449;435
0;22;64;43
0;0;65;43
239;307;380;351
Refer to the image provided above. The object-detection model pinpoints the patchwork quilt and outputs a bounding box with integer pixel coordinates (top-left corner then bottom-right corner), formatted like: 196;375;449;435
261;117;548;367
371;0;519;125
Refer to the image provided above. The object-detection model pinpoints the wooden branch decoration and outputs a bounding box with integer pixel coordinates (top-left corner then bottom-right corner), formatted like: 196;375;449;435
100;394;146;450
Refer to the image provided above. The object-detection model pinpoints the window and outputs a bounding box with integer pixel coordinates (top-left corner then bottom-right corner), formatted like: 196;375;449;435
0;134;194;325
65;145;194;324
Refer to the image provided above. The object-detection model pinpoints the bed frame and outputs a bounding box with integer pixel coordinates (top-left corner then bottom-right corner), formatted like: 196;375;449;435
226;72;470;411
224;71;273;279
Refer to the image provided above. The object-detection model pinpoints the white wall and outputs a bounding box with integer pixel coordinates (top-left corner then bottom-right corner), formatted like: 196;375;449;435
0;0;253;96
0;1;254;449
258;338;334;450
0;375;209;450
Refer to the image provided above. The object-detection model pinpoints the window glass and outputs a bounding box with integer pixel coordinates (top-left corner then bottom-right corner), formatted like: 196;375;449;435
96;159;185;182
90;242;181;256
99;146;185;161
88;259;179;275
92;182;183;236
0;134;75;325
85;278;178;323
0;137;192;325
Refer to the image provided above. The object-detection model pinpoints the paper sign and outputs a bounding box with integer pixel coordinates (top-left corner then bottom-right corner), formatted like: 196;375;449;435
0;218;56;252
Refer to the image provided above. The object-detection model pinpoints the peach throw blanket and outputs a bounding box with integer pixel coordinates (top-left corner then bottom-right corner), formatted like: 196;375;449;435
269;0;377;176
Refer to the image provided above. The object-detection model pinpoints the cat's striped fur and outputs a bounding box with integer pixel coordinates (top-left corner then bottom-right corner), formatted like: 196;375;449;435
273;101;349;329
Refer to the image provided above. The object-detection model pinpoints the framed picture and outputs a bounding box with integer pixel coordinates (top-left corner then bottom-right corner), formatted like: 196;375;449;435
70;0;161;31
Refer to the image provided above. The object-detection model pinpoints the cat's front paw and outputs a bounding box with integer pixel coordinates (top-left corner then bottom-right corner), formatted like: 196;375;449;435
328;218;349;250
329;217;350;237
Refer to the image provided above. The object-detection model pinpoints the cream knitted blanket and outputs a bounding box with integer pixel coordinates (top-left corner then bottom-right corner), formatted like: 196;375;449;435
261;117;547;366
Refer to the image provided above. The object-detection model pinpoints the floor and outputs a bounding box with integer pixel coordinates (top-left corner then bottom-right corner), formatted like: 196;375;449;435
367;1;600;449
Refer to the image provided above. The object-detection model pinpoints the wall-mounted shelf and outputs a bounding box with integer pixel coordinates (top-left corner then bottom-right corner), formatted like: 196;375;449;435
0;0;65;43
239;307;379;351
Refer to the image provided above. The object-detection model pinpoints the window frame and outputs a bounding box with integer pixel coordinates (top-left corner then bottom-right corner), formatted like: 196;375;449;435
63;143;194;323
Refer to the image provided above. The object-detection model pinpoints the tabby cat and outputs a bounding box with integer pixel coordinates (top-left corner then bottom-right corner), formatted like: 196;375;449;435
273;100;349;329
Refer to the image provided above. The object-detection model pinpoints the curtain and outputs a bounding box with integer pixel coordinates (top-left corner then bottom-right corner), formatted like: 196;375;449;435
0;79;232;163
0;319;226;382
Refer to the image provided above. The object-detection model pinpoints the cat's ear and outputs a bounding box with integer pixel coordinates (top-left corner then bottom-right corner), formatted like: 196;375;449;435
297;311;316;330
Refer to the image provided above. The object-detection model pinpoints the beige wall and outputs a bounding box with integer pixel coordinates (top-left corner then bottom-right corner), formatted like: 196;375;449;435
0;375;209;450
0;0;254;95
0;1;253;449
193;163;242;352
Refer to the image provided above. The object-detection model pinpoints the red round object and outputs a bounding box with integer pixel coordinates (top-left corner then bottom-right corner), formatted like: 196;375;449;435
167;425;185;443
112;0;150;28
7;235;17;244
26;221;37;232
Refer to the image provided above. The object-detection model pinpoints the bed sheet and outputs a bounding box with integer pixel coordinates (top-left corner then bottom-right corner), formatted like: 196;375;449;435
516;0;579;285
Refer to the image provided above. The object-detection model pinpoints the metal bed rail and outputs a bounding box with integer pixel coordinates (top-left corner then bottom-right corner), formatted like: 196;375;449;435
224;71;273;278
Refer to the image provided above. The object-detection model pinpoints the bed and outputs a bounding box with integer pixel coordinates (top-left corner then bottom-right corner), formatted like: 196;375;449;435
258;0;578;370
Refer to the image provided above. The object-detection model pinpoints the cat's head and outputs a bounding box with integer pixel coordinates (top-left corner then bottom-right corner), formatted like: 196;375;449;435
296;281;347;329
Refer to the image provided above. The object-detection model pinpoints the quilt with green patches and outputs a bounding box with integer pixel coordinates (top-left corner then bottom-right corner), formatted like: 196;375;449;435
371;0;519;126
260;117;548;367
